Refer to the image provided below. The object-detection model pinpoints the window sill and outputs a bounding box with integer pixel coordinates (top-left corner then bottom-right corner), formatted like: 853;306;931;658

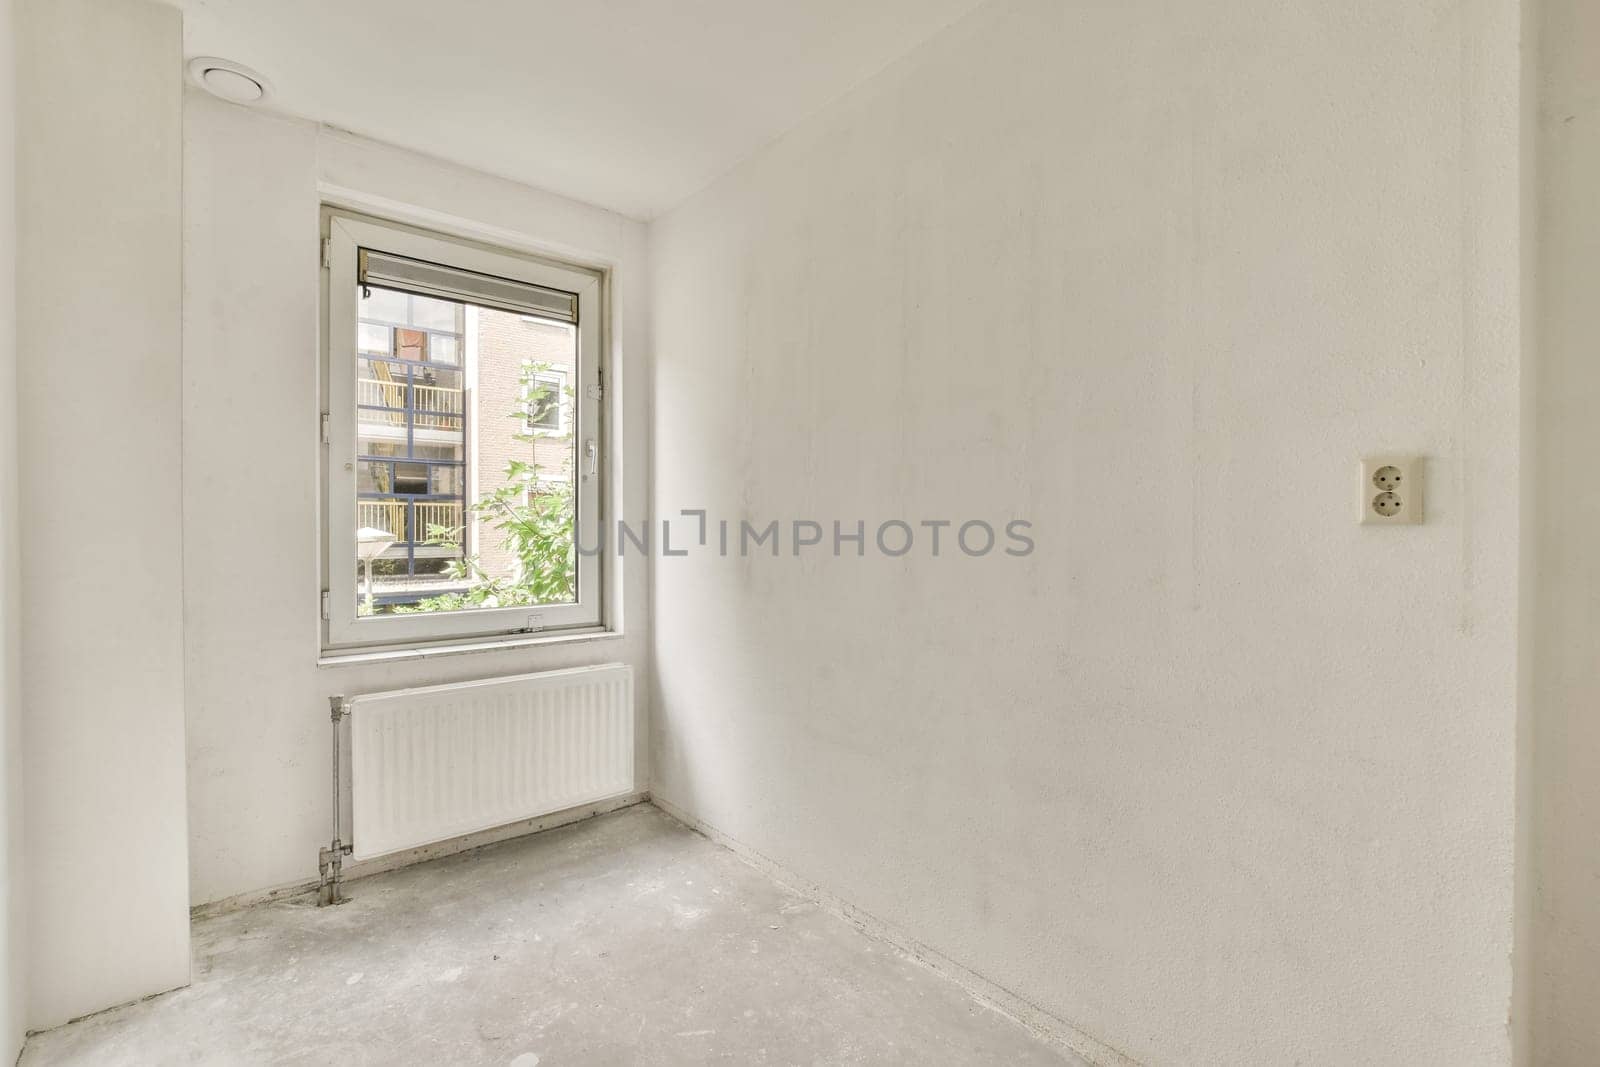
318;626;622;668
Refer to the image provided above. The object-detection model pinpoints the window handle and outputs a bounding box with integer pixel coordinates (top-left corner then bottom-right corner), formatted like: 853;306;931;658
584;439;598;479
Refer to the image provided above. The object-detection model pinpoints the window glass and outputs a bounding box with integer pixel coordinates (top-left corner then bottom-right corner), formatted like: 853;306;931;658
360;437;400;457
327;212;601;649
410;294;461;332
395;328;427;362
393;462;429;494
357;461;391;494
413;442;464;462
358;323;392;355
430;465;463;496
430;335;460;365
359;286;408;324
352;284;577;618
528;372;564;431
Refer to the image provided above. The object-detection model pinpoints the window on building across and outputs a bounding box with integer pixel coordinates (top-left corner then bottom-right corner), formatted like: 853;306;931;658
527;368;567;433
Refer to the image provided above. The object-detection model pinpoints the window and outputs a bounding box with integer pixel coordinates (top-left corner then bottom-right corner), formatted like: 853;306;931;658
526;369;567;433
322;209;605;651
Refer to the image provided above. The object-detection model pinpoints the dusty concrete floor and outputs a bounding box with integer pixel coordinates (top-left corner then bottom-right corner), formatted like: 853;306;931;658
23;804;1080;1065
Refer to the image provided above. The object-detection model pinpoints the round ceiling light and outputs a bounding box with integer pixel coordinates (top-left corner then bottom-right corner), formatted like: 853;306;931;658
187;57;269;105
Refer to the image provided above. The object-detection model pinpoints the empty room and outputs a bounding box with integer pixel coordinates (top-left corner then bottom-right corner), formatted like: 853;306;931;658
0;0;1593;1063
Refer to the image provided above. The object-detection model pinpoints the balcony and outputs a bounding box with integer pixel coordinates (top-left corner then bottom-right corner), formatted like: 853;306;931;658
358;377;463;432
354;353;468;602
358;499;463;547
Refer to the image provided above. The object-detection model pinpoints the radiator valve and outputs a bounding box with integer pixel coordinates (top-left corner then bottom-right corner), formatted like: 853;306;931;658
317;839;351;907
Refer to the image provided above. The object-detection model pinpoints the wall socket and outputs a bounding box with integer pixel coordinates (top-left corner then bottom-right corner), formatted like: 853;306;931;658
1359;457;1421;525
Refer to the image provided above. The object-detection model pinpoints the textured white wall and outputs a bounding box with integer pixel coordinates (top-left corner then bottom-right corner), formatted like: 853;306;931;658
0;0;22;1055
649;0;1525;1063
1531;0;1600;1060
16;0;190;1029
182;95;652;907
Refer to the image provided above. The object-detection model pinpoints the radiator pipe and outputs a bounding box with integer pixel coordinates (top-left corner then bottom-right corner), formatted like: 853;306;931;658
319;695;353;906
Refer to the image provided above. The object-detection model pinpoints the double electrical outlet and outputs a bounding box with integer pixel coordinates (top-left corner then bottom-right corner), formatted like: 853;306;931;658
1359;457;1422;525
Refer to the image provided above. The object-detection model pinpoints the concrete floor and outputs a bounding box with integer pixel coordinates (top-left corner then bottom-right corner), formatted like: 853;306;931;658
23;804;1081;1065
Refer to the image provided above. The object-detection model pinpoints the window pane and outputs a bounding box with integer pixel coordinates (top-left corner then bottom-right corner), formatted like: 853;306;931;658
430;465;463;495
359;437;400;457
355;287;577;617
357;461;392;494
395;328;427;362
358;323;392;355
410;294;460;332
414;365;462;391
393;462;429;494
525;372;560;431
359;286;408;324
430;335;460;365
413;442;463;462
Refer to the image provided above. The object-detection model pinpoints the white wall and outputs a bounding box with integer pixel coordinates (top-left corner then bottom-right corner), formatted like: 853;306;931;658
0;0;22;1055
649;0;1526;1063
1531;0;1600;1060
16;0;190;1030
182;94;652;907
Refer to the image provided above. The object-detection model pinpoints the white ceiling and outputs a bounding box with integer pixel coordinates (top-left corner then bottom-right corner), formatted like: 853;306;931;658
170;0;988;219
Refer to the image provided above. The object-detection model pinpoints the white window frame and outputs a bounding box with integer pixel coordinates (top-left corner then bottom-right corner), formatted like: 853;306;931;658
322;208;605;651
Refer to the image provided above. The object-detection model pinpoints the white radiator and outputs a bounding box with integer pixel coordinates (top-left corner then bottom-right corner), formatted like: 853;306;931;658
347;664;634;861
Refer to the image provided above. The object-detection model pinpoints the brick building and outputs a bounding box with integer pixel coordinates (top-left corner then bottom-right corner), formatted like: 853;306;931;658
468;309;577;584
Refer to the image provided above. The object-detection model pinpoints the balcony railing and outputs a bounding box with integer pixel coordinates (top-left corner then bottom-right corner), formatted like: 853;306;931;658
357;378;463;431
359;499;463;545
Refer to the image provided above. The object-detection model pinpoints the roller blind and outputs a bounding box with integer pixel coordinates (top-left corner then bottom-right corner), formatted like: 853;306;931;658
358;247;578;323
